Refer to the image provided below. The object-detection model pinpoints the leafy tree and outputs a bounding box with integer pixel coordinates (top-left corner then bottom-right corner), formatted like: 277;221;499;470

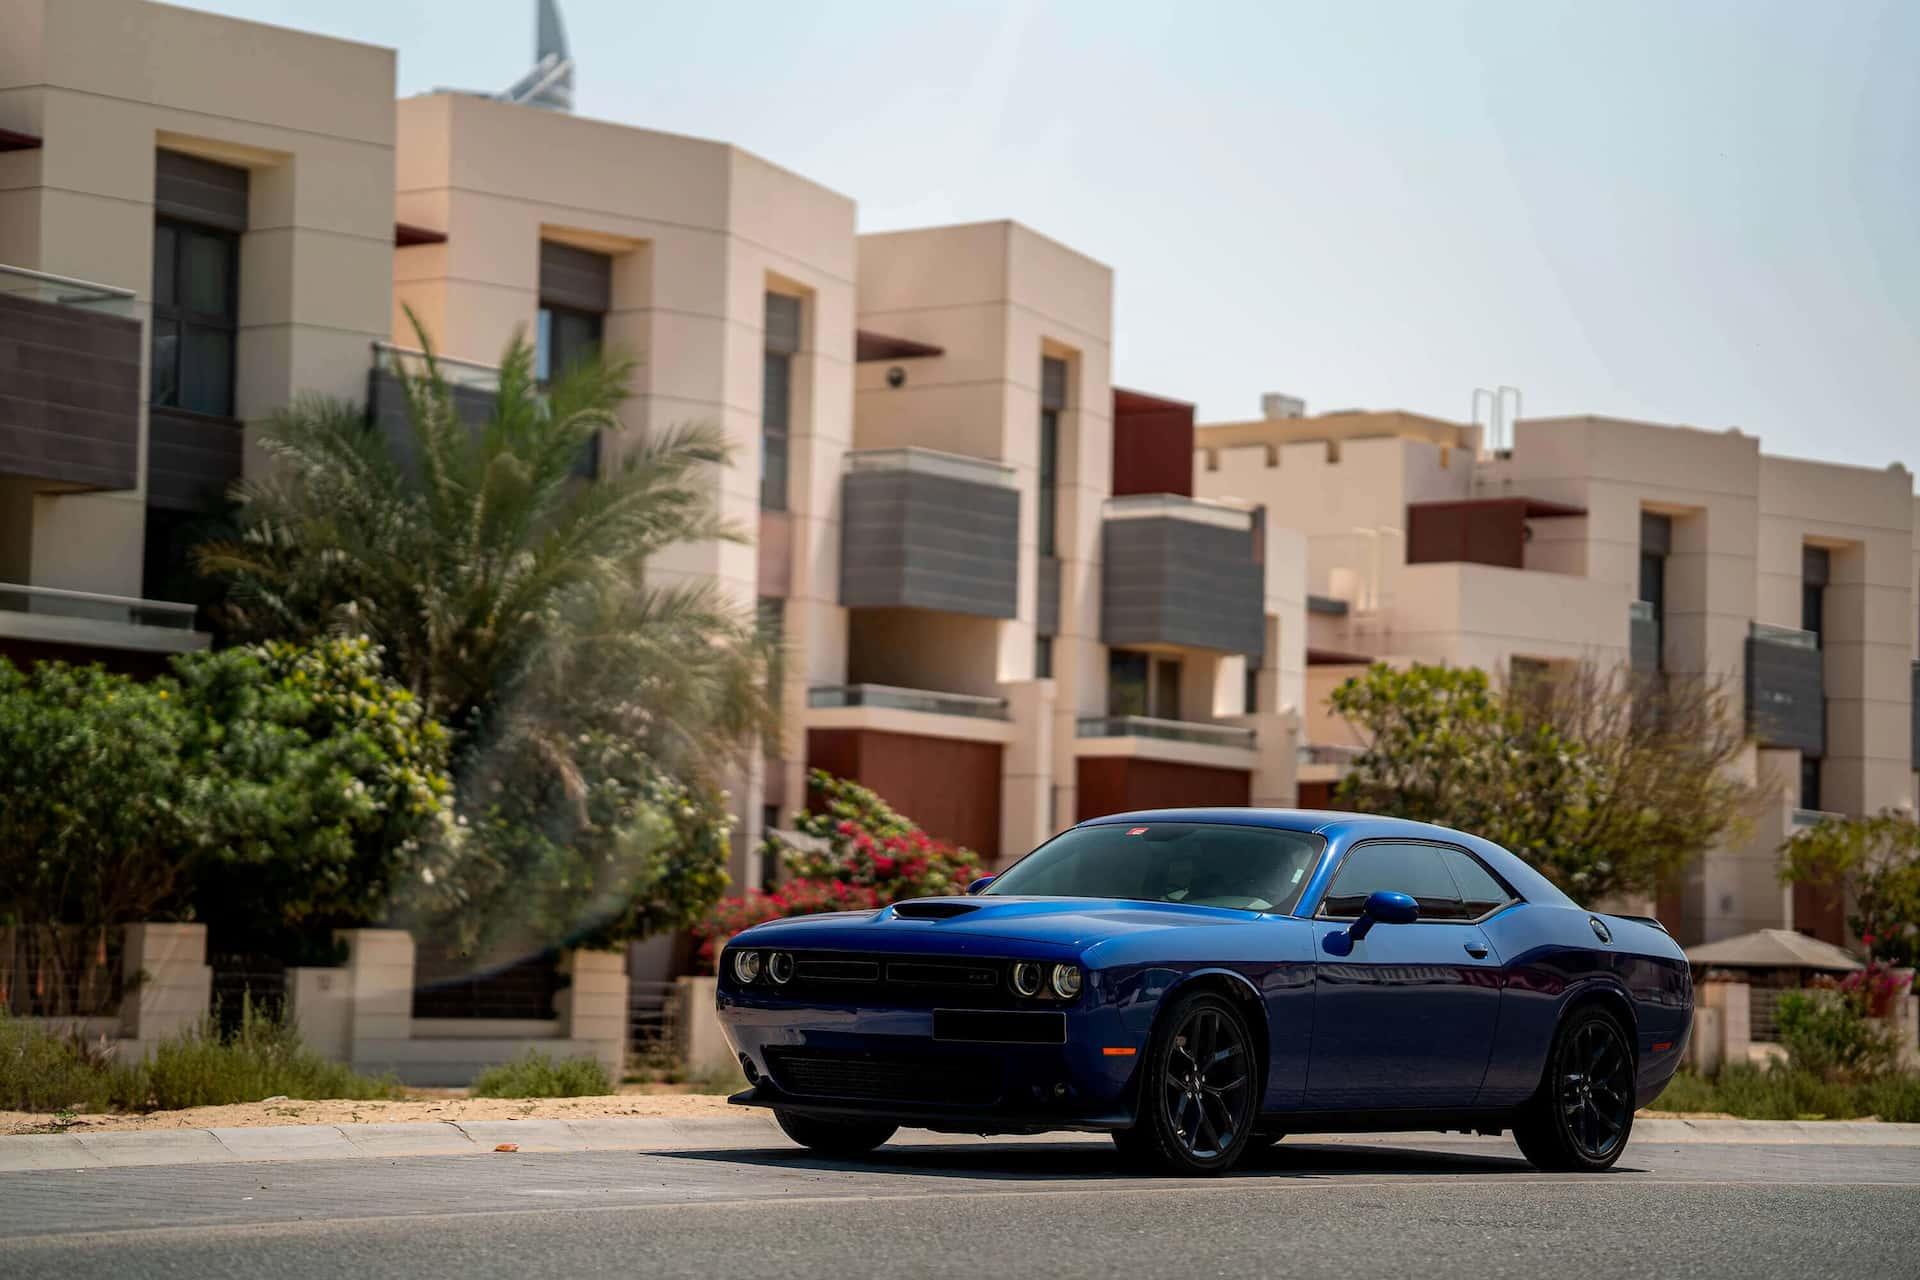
1779;810;1920;966
1329;662;1755;902
197;318;772;951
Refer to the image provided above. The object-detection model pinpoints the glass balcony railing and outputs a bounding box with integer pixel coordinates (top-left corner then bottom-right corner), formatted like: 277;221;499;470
0;582;198;632
843;446;1016;489
808;683;1010;720
1103;493;1253;531
1076;715;1256;749
0;263;136;318
371;341;502;394
1751;620;1818;651
1790;808;1843;830
1298;743;1364;767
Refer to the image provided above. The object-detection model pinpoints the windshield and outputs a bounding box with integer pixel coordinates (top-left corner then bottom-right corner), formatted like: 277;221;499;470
983;821;1325;913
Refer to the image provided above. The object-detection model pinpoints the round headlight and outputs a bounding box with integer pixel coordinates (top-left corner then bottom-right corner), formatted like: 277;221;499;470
732;950;762;984
1051;964;1083;1000
1011;962;1044;997
768;951;794;985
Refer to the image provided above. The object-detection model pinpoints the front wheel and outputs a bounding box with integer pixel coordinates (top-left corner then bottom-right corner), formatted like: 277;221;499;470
1512;1004;1636;1171
773;1110;897;1158
1121;989;1258;1175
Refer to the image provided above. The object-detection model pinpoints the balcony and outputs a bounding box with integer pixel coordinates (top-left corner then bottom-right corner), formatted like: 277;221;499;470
0;264;140;491
1790;808;1843;831
1100;494;1262;656
1077;715;1255;750
808;683;1009;721
367;343;597;478
1745;622;1823;753
840;448;1019;619
0;582;207;655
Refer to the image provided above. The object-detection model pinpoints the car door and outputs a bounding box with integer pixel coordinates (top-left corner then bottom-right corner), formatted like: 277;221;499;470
1302;839;1507;1110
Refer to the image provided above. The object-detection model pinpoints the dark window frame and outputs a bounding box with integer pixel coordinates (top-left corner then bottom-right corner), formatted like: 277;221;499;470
150;214;240;419
536;301;604;383
1311;838;1522;925
1038;406;1059;557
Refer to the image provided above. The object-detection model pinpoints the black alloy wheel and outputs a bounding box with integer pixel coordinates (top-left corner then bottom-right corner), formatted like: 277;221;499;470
1513;1004;1636;1171
1113;989;1257;1174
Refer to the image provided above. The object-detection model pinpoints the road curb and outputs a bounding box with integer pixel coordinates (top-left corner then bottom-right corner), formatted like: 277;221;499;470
3;1114;1917;1173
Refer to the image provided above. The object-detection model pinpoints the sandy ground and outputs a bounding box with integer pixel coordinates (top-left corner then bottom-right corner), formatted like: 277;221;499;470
0;1086;738;1136
0;1092;1757;1137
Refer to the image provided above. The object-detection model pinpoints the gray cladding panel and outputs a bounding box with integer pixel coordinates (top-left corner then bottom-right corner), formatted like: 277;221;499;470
1037;555;1061;637
539;241;612;312
1102;516;1262;655
147;406;242;512
840;469;1019;618
1630;612;1661;675
1745;633;1825;754
155;150;249;231
0;292;141;490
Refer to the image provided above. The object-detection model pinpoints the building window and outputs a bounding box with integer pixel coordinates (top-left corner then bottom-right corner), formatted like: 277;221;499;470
150;217;239;417
1799;757;1821;812
1242;658;1260;714
1802;546;1829;645
536;304;602;382
1039;357;1066;557
1639;512;1671;672
1035;635;1053;679
1108;649;1181;719
763;293;802;512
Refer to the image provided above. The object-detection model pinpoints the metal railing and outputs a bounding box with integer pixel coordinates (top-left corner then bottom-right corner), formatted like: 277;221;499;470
1790;808;1844;830
1298;743;1364;767
843;446;1016;489
0;263;136;317
1076;715;1256;749
1103;492;1253;532
0;582;198;632
809;683;1010;721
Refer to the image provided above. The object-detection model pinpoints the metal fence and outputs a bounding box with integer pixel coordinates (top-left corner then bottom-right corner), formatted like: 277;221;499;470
208;954;288;1036
411;947;562;1020
0;927;123;1019
628;980;682;1068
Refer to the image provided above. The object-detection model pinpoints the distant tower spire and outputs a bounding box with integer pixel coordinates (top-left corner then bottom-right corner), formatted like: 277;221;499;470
500;0;575;112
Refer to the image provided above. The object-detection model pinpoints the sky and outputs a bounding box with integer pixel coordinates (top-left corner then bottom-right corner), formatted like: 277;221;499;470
186;0;1919;478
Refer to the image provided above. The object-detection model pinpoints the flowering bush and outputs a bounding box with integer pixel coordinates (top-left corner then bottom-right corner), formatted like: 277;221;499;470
1839;959;1915;1019
691;771;983;972
1776;986;1900;1081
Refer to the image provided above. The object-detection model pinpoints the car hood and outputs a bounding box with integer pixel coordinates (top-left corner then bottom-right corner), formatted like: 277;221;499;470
733;896;1259;952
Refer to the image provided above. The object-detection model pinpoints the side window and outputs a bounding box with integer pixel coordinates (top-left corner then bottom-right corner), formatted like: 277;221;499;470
1319;842;1466;921
1439;847;1518;919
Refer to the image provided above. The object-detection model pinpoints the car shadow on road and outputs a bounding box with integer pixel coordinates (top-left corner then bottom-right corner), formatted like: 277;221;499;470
656;1138;1582;1182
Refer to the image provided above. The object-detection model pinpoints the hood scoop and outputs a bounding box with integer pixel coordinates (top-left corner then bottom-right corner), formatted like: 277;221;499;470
890;900;982;920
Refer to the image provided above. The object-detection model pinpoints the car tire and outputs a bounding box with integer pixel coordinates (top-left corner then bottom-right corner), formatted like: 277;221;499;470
1512;1003;1636;1172
773;1110;897;1158
1122;988;1259;1176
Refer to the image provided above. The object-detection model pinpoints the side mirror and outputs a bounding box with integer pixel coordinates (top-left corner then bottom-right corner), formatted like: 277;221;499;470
1322;890;1419;956
966;875;996;895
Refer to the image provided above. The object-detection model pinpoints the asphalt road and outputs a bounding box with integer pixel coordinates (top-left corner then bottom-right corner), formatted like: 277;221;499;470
2;1133;1917;1279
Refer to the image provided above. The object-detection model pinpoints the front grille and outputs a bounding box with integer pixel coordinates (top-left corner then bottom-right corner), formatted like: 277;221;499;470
793;958;880;983
885;961;997;989
742;950;1027;1008
767;1048;1001;1106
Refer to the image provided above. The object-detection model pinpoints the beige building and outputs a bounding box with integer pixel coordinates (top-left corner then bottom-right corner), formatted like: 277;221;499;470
0;0;394;668
1198;401;1920;945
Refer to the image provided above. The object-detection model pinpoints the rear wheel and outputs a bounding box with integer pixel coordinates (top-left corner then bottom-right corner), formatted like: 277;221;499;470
1118;989;1258;1175
773;1110;897;1158
1512;1004;1635;1171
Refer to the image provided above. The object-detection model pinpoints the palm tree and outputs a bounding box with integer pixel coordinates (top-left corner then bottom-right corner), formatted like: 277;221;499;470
198;319;776;948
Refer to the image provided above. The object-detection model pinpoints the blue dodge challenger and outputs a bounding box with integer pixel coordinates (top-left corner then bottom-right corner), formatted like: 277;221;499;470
716;809;1692;1174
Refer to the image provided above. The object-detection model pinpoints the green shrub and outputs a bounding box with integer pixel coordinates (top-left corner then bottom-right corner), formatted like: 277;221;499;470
470;1050;613;1098
1650;1063;1920;1121
0;1005;398;1114
129;1003;401;1111
1776;989;1898;1081
0;1015;130;1112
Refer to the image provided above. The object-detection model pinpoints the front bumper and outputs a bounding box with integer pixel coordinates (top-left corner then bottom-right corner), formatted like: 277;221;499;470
717;993;1144;1134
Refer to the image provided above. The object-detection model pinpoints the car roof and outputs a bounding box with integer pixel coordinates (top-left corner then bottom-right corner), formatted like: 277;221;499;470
1075;807;1577;908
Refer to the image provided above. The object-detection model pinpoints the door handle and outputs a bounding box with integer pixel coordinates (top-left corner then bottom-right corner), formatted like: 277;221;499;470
1464;943;1490;959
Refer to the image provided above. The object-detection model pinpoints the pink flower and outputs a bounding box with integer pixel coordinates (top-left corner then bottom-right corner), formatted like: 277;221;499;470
874;855;898;875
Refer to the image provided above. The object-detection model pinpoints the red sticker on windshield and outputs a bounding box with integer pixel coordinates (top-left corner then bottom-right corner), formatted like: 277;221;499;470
1126;827;1149;835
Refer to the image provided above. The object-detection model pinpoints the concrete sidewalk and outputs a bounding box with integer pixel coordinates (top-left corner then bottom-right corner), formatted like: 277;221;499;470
4;1114;1918;1173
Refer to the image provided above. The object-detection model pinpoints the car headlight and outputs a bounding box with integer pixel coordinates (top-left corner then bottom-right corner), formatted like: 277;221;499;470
767;951;794;985
732;950;762;984
1051;964;1083;1000
1011;962;1044;997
